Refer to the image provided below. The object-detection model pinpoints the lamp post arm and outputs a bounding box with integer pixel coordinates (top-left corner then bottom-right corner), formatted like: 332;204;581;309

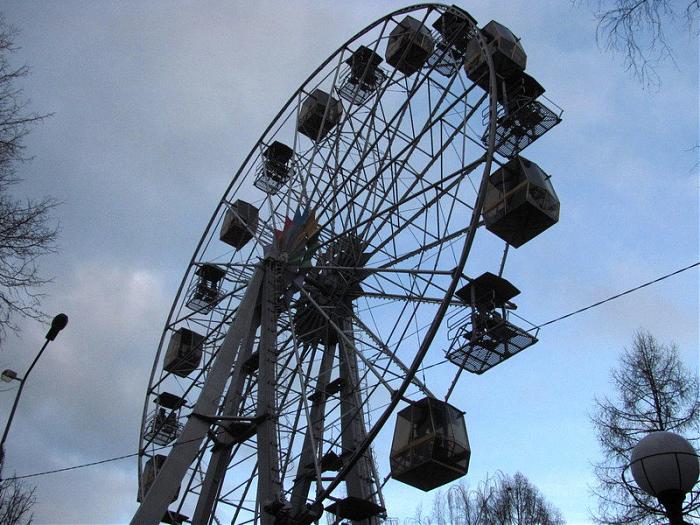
0;338;51;467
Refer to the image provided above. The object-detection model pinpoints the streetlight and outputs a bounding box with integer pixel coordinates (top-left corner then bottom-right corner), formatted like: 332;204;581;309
0;313;68;468
1;369;19;383
629;431;700;525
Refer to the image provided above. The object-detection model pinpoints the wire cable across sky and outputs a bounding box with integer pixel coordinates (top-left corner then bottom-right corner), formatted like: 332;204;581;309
7;260;699;482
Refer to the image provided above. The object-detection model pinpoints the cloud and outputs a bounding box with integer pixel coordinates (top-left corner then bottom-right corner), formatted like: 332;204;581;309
1;260;167;523
0;2;696;523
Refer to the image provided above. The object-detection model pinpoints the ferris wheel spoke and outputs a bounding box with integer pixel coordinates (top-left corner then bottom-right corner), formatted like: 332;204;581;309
341;303;433;397
367;290;461;308
325;87;484;243
295;285;399;397
356;103;485;253
347;79;479;220
308;45;468;227
379;223;472;271
323;145;483;269
316;165;474;273
374;263;443;354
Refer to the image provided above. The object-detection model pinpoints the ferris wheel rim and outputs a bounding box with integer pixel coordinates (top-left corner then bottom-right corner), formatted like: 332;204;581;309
137;3;503;521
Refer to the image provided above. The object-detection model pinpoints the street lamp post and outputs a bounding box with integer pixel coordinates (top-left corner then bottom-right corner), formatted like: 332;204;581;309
0;313;68;469
629;431;700;525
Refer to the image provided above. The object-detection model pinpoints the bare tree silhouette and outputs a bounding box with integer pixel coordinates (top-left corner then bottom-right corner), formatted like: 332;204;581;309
591;330;700;524
0;13;57;341
582;0;699;86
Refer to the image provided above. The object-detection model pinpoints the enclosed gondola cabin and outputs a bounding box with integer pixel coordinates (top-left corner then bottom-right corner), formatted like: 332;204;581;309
163;327;204;377
297;89;343;141
464;20;526;88
254;142;294;194
138;455;179;503
385;16;435;76
482;156;559;248
220;200;259;249
390;397;470;491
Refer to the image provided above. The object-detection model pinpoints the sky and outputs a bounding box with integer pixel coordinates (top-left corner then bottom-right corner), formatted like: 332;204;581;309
0;1;697;524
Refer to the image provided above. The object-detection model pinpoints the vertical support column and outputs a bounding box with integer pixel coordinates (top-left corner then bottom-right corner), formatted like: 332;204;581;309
191;312;260;524
256;260;283;524
338;307;379;525
289;341;337;517
131;268;264;525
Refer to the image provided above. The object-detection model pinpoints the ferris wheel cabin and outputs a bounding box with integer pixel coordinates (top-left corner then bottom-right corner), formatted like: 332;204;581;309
254;142;295;195
219;199;259;249
385;16;435;76
445;272;539;374
163;327;204;378
432;7;477;52
143;393;184;447
482;156;560;248
338;45;387;105
297;89;343;141
428;7;478;76
185;263;227;312
390;397;470;491
138;454;180;503
464;20;527;90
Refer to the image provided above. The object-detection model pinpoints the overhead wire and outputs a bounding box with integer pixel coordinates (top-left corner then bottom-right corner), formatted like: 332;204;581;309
7;434;203;481
533;261;699;329
5;260;699;481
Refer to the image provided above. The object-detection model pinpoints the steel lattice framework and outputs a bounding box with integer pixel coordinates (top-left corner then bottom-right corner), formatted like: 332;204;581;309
133;4;562;525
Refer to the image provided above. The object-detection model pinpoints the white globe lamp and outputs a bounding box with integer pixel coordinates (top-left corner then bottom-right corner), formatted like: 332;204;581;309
630;431;699;525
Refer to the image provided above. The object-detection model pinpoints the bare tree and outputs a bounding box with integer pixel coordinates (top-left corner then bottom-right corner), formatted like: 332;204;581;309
590;330;700;524
0;474;35;525
0;14;57;341
0;453;35;525
444;480;491;525
582;0;700;86
419;472;564;525
482;472;565;525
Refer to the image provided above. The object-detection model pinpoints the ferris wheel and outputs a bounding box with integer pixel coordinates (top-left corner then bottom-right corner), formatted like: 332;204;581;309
133;4;563;525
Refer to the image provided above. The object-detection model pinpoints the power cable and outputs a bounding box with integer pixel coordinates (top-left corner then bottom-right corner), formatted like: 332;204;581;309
534;261;699;329
8;435;203;481
10;452;139;480
6;261;699;481
417;261;700;372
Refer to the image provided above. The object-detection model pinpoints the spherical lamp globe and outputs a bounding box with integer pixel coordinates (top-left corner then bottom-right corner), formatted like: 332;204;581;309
630;431;699;524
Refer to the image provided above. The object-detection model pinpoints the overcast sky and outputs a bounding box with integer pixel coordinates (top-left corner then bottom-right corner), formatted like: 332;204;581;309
0;2;697;524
